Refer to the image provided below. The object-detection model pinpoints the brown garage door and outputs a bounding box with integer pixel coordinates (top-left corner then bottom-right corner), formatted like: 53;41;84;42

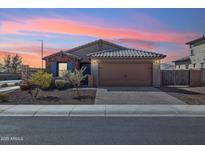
99;62;152;86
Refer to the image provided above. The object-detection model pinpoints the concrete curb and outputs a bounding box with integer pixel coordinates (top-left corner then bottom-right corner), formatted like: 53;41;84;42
1;105;205;117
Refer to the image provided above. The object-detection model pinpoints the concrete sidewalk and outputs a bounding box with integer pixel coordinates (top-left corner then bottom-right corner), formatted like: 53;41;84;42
1;105;205;117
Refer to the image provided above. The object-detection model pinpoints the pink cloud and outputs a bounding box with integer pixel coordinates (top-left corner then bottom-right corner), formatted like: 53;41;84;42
0;15;199;66
0;17;198;45
0;42;65;56
161;47;189;64
0;42;67;67
112;38;160;50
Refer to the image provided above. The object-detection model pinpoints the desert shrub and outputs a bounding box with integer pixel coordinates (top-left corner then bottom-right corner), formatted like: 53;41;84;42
49;78;56;89
30;71;52;90
1;83;8;88
0;93;9;102
14;82;20;86
20;83;29;91
65;80;73;88
20;71;52;100
28;71;52;100
63;67;87;97
55;80;65;89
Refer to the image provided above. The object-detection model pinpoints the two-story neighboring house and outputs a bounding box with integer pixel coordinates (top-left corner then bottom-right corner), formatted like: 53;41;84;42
174;36;205;70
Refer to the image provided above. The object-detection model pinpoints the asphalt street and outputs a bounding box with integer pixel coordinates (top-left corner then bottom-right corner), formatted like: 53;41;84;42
0;117;205;145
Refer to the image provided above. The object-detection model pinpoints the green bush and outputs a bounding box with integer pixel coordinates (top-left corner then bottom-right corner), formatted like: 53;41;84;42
0;93;9;102
55;80;65;89
1;83;8;88
30;71;52;90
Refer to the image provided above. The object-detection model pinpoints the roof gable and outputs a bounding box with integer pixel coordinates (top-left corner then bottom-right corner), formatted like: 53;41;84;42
65;39;126;62
42;51;81;60
43;39;126;61
65;39;126;54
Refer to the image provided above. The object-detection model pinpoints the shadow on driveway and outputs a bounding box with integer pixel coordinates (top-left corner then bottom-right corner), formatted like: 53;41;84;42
160;86;205;105
103;86;160;92
160;87;203;95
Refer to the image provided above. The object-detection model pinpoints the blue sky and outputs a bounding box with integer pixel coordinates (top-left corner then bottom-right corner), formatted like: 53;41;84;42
0;8;204;67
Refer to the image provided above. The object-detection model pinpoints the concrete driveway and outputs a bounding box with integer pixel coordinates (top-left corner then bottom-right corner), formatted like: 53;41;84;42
180;86;205;95
95;87;185;104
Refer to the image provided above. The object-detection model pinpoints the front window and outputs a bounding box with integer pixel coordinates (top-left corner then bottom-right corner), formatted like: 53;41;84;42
58;63;67;77
201;63;204;68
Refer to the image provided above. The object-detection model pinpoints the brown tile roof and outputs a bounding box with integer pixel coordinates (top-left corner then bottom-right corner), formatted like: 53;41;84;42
172;56;190;63
87;48;166;59
186;35;205;45
42;39;125;60
65;39;126;53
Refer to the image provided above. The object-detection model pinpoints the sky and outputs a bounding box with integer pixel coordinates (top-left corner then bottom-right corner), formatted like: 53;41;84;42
0;8;205;68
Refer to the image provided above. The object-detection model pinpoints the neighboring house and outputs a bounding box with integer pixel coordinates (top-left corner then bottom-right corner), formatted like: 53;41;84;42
174;36;205;70
160;63;175;70
43;39;166;87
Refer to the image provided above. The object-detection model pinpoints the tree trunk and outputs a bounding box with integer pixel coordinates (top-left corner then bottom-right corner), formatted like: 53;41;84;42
34;88;40;99
76;86;80;97
28;90;34;102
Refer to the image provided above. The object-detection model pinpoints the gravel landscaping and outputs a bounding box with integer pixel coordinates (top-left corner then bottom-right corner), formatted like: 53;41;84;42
160;86;205;105
0;88;96;105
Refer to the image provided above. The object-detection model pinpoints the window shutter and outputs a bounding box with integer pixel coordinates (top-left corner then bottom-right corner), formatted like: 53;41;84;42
51;62;57;77
67;62;73;72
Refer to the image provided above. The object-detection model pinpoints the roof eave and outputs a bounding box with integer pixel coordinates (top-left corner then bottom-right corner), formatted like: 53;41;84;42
42;51;82;60
172;56;190;63
186;37;205;45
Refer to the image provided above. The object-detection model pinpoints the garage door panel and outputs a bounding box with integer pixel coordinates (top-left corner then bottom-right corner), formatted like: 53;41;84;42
99;62;152;86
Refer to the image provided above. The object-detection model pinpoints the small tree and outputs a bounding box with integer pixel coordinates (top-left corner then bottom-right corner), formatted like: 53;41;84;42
0;54;22;73
63;67;87;97
11;54;22;73
0;59;4;72
3;55;12;72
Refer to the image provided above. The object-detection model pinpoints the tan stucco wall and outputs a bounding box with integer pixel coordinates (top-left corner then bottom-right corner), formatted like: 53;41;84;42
91;59;99;86
153;60;161;87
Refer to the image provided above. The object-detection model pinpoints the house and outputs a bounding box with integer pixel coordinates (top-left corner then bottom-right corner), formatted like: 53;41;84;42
43;39;166;87
160;63;175;70
173;36;205;70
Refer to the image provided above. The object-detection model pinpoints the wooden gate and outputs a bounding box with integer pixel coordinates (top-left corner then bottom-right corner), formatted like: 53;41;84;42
161;70;190;85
